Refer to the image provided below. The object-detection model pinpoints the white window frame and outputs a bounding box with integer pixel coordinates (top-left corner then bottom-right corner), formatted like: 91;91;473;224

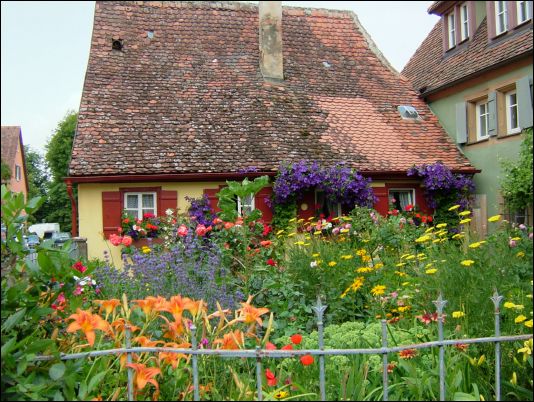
237;194;255;217
15;165;21;181
448;12;456;48
476;99;490;140
315;189;342;218
460;3;469;41
495;1;508;35
123;192;157;219
505;89;521;134
388;189;416;211
517;1;533;23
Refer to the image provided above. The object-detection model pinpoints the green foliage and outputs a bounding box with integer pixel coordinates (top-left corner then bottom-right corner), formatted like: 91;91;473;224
216;175;269;222
271;200;296;231
501;128;533;212
1;158;11;182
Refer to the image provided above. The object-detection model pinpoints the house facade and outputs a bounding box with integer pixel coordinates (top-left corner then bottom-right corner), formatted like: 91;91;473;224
403;1;533;234
68;1;475;262
1;126;29;201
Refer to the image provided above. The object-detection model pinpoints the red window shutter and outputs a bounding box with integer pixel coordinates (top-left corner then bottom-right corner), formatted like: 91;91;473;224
373;187;389;216
203;188;221;213
297;190;316;221
160;190;178;215
102;191;122;240
255;187;273;223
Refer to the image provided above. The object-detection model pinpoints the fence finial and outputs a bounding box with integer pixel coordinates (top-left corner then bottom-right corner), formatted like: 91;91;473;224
491;290;504;309
432;292;448;314
312;295;327;321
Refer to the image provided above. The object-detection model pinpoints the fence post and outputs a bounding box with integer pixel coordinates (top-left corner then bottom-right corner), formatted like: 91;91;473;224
433;293;448;402
491;291;504;401
256;346;263;401
381;320;389;402
312;296;327;401
125;325;134;401
190;324;200;401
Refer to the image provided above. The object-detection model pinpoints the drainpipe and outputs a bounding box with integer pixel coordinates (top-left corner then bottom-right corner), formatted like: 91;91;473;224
66;179;78;237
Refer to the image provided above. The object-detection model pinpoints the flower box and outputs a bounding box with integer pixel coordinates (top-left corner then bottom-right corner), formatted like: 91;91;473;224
132;237;164;249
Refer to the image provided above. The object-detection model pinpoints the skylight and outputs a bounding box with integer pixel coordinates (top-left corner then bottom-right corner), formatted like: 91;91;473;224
397;105;420;120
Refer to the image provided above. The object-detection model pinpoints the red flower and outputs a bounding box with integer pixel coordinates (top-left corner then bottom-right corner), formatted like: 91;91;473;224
398;349;417;359
405;204;414;212
266;259;276;266
455;343;469;352
421;216;428;223
195;224;210;237
177;225;188;237
290;334;302;345
260;240;272;247
109;233;123;246
427;216;433;222
213;217;223;225
281;344;293;351
122;236;133;247
300;355;314;366
143;212;155;219
262;225;272;237
415;213;421;219
122;218;130;224
72;261;87;273
265;342;277;350
265;368;277;386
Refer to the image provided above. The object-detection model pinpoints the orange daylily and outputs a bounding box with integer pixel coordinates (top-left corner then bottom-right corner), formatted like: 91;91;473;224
158;342;191;368
185;299;206;318
160;315;190;341
213;330;245;350
133;296;167;318
126;363;161;399
111;318;140;336
160;295;195;321
233;296;270;326
66;309;111;346
133;336;165;347
93;299;121;317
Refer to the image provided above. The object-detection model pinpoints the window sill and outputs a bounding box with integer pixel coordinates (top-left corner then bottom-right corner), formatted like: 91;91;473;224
466;137;490;145
498;130;523;139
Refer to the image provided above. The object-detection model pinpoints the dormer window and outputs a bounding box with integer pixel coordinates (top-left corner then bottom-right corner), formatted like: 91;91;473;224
495;1;508;35
447;12;456;48
517;1;533;24
460;4;469;41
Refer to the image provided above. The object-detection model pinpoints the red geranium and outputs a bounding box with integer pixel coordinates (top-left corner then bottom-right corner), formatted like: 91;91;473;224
266;259;276;266
265;342;277;350
281;344;293;351
300;355;314;366
290;334;302;345
72;261;87;273
265;368;277;386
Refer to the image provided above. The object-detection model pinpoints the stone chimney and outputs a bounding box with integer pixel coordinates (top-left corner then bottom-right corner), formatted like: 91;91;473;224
259;1;283;80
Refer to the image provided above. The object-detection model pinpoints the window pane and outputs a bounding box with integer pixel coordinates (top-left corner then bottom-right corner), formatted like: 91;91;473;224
126;194;138;209
142;194;154;208
142;208;155;216
390;190;414;211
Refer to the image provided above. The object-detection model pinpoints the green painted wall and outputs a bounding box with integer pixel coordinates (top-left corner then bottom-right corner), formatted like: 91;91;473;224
428;64;533;221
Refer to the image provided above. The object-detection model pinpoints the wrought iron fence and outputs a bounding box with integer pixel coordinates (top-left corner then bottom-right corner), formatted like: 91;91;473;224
33;291;533;401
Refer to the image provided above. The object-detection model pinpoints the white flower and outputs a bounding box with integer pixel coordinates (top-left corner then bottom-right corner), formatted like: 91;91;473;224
310;261;318;268
166;208;174;216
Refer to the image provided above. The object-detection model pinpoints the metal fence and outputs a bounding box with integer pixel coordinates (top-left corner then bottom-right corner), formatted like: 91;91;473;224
34;291;533;401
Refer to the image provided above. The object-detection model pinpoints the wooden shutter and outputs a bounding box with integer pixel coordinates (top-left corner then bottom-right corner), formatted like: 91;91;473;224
255;187;273;223
488;91;498;136
203;188;221;213
455;102;468;144
373;187;389;216
160;190;177;215
517;76;533;129
102;191;122;240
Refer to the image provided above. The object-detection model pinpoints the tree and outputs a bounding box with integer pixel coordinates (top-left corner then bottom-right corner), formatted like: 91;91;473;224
24;145;51;224
42;111;78;232
1;159;11;183
500;128;533;213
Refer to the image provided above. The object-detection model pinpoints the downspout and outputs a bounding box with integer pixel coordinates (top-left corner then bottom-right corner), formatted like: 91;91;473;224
66;179;78;237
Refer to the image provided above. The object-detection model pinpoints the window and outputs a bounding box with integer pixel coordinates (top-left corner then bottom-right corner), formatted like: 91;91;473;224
124;192;157;219
505;90;521;134
476;99;490;140
315;190;342;218
517;1;533;23
447;12;456;48
389;189;415;212
460;4;469;41
237;194;255;217
495;1;508;34
15;165;21;181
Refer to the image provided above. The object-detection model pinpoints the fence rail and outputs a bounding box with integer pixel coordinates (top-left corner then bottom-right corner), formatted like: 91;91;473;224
33;292;533;401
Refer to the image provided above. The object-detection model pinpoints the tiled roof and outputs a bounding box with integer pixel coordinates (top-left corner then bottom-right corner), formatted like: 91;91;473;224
402;17;533;95
1;126;22;168
70;1;474;177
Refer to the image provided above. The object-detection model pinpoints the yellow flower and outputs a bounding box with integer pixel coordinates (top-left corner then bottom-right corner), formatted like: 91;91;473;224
525;319;533;328
396;262;406;267
517;339;532;361
468;242;483;248
459;210;471;216
400;253;412;259
432;239;441;244
312;253;320;257
340;228;350;233
356;267;373;273
459;218;472;224
425;227;434;233
517;251;525;258
398;306;411;313
452;233;464;239
415;235;431;243
141;246;151;254
276;230;285;235
374;262;384;269
511;237;521;241
371;285;386;296
287;232;296;237
448;205;461;211
328;261;337;267
436;223;447;229
395;271;408;277
514;315;527;323
425;268;438;274
488;215;501;222
503;302;517;309
461;260;475;266
274;391;289;399
401;281;410;286
361;255;372;263
452;311;465;318
356;249;367;256
341;255;354;260
313;231;322;235
510;372;517;385
294;241;305;246
405;255;416;261
288;218;296;223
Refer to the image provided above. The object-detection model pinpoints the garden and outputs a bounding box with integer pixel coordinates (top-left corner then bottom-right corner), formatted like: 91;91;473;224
1;159;533;401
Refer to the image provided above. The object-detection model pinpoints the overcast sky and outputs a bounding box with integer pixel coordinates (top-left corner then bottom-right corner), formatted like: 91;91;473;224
1;1;437;154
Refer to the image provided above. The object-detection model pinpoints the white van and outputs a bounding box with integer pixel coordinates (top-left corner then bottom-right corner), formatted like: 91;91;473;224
28;223;60;239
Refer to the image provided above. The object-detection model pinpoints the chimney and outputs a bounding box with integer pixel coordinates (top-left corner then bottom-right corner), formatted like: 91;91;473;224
259;1;283;80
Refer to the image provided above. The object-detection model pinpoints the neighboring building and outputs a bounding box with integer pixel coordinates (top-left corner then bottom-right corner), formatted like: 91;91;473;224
403;1;533;233
68;1;475;261
1;126;29;200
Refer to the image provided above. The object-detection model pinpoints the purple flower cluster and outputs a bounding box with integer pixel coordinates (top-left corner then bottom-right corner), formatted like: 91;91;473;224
273;160;375;208
186;194;215;227
407;163;475;209
95;231;243;310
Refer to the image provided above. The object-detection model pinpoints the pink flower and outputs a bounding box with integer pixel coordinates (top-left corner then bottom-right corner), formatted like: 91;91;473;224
509;238;517;248
72;261;87;273
122;235;133;246
109;233;123;246
73;285;83;296
195;224;210;237
332;227;340;235
177;224;188;237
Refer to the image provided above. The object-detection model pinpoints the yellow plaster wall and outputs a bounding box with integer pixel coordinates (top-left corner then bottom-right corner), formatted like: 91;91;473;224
77;181;226;265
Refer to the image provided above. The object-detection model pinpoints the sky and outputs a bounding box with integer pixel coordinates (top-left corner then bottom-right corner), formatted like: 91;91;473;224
1;1;437;155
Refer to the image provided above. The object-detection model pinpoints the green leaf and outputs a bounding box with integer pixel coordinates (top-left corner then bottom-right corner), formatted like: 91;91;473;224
452;392;478;401
1;308;27;332
1;337;18;358
49;362;66;380
24;339;56;354
87;370;108;395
